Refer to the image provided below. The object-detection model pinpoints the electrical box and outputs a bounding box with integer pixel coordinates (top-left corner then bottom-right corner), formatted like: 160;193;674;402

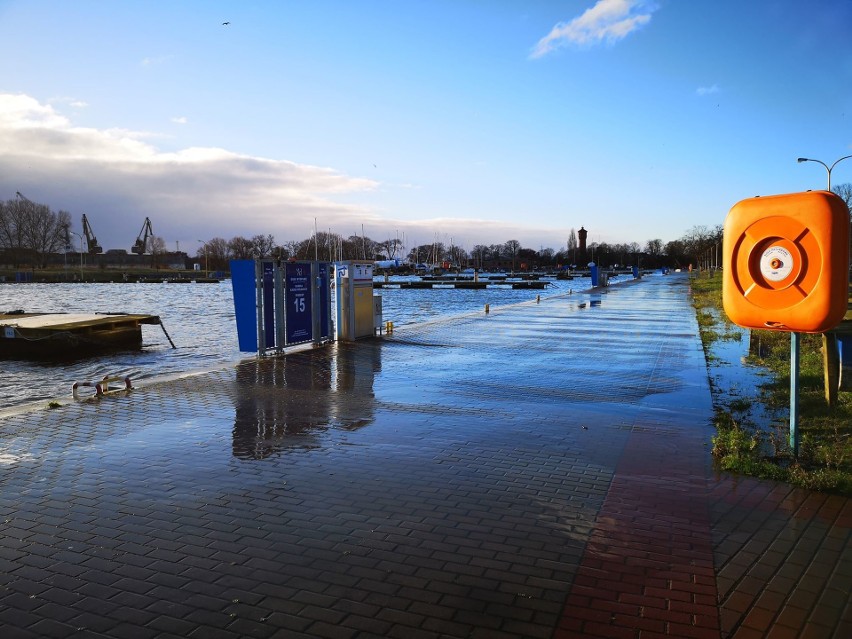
336;261;376;340
723;190;850;333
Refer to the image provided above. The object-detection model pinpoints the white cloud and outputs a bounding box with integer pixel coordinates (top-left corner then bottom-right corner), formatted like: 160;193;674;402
171;116;188;125
141;54;174;67
696;84;720;96
49;96;89;109
531;0;658;58
0;93;379;250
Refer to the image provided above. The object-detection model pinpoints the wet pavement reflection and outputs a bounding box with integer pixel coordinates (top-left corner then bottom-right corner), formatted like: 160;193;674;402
232;341;381;458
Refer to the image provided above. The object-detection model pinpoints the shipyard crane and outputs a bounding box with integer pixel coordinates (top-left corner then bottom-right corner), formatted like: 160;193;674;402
81;214;103;255
132;217;154;254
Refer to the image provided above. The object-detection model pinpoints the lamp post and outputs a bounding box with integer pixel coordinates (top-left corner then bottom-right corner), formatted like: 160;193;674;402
197;240;208;276
68;231;84;282
797;155;852;191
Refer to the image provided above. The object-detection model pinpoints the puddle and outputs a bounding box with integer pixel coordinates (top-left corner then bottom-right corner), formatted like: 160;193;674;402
702;308;787;434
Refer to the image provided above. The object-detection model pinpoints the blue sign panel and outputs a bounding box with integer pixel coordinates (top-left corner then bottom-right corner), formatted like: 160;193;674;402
230;260;258;352
262;261;275;348
285;262;313;344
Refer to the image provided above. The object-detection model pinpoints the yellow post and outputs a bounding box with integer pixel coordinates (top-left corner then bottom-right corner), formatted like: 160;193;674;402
822;333;839;406
485;304;490;314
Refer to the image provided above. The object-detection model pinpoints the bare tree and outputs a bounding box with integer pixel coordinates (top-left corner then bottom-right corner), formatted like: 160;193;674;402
380;237;403;260
0;197;72;267
25;203;67;266
832;182;852;209
567;228;577;254
229;236;255;260
282;240;301;260
250;234;276;259
199;237;231;271
0;198;29;266
149;236;167;268
504;239;521;272
645;238;663;257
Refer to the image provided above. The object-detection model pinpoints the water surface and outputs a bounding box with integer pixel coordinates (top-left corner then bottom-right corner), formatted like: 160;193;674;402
0;275;590;409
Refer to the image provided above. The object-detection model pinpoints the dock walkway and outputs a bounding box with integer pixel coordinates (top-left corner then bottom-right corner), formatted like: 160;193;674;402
0;274;849;638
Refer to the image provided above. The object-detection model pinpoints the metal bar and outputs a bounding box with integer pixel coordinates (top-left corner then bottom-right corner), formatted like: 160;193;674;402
274;262;285;351
790;331;800;457
159;320;177;349
311;262;321;345
255;260;265;357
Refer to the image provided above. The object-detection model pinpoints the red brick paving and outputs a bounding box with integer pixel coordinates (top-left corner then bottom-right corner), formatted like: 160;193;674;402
556;425;721;638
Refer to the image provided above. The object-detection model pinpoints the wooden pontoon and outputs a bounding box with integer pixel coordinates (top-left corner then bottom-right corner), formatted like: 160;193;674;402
0;312;164;357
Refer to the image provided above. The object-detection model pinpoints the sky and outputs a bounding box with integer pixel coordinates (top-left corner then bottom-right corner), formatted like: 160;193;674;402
1;0;851;257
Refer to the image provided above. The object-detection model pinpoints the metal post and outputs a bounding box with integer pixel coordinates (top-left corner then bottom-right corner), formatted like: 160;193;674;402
274;262;285;351
255;260;265;357
311;262;321;345
790;331;800;457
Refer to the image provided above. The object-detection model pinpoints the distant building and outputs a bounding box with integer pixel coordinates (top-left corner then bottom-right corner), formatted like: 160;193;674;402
33;250;190;270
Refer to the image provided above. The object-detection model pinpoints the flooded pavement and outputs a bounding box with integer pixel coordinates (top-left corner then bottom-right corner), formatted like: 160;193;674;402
700;306;788;435
0;273;849;638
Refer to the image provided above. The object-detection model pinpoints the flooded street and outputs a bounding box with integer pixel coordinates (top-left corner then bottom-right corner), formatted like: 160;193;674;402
0;274;590;409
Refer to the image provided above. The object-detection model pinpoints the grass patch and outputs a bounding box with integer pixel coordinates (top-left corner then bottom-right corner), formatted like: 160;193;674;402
691;272;852;495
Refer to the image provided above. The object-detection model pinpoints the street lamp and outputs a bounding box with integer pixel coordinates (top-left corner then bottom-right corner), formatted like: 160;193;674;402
796;155;852;191
68;231;84;282
197;240;208;276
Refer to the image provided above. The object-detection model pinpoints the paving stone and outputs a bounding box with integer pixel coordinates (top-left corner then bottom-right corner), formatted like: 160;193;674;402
0;274;849;638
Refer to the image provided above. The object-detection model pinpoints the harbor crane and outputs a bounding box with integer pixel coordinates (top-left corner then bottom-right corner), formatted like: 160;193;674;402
81;214;103;255
132;217;154;254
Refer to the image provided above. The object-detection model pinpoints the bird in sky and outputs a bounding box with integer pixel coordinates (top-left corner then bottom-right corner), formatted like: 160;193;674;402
222;21;230;26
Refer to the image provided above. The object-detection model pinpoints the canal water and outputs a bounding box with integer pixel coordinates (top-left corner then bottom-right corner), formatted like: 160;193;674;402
0;275;591;410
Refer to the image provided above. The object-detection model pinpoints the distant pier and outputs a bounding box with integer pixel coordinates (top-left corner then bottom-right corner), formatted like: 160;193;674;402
373;280;553;290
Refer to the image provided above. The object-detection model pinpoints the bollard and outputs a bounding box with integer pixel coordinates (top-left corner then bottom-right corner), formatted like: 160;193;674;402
485;304;490;314
97;375;133;396
536;295;540;304
385;320;394;334
72;381;98;399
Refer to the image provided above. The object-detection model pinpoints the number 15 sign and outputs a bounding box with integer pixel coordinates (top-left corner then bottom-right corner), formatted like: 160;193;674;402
285;262;313;344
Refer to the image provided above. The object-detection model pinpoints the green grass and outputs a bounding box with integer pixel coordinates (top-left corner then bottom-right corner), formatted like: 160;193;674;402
691;272;852;495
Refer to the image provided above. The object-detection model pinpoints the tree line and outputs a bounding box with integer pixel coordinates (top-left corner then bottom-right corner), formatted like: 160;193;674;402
8;184;852;272
0;196;71;267
198;227;723;272
0;195;172;268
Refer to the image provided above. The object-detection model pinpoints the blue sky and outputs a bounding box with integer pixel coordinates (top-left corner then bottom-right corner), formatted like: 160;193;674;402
1;0;851;256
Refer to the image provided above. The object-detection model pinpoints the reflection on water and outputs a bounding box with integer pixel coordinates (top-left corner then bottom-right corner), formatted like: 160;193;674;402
232;341;382;459
0;276;584;410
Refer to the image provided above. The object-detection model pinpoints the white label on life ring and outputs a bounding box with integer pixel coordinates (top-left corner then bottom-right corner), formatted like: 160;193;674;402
760;245;793;282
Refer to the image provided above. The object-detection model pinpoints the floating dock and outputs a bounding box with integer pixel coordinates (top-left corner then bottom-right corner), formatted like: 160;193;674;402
0;312;164;357
373;280;552;290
